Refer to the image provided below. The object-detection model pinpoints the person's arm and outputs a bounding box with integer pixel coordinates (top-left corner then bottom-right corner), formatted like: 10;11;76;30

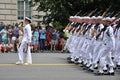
109;27;115;50
26;25;32;44
0;29;3;34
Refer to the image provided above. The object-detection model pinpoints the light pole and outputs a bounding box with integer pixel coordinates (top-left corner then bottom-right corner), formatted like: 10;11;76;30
24;0;26;20
24;0;31;19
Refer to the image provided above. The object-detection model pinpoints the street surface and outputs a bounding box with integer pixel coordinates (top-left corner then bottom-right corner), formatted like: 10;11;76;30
0;53;119;80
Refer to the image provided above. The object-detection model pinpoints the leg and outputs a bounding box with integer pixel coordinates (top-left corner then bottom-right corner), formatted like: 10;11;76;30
26;46;32;63
16;42;26;64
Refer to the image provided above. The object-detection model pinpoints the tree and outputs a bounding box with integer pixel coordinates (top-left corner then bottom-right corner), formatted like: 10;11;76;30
30;0;120;27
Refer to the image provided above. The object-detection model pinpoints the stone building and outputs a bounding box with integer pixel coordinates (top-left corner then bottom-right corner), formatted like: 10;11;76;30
0;0;45;25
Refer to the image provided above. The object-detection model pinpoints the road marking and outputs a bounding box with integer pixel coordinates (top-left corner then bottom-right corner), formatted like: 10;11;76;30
0;64;75;66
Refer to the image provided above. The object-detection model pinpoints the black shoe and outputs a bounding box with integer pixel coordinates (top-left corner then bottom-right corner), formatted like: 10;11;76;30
61;50;65;53
105;72;115;76
69;61;74;63
86;64;92;69
103;70;107;72
67;57;71;60
67;57;74;63
83;67;88;70
117;65;120;67
75;58;79;61
74;58;79;64
94;66;98;69
80;64;84;67
95;72;104;76
113;67;116;70
88;69;94;72
117;65;120;69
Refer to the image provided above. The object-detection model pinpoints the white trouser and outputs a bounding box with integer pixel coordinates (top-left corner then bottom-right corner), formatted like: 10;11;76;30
114;38;120;64
70;36;80;59
18;41;32;63
92;41;102;65
90;40;103;70
81;38;88;64
99;42;114;72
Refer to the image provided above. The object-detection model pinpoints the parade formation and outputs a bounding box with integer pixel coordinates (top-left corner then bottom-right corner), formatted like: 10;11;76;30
64;8;120;76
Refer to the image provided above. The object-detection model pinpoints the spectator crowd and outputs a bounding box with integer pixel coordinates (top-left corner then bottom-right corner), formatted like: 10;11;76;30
0;22;69;53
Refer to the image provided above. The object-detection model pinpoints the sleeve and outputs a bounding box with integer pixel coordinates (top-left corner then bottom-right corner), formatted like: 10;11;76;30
26;25;32;43
109;27;115;49
0;30;3;34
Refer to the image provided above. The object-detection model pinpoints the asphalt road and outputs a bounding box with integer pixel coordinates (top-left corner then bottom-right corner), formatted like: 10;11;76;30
0;53;119;80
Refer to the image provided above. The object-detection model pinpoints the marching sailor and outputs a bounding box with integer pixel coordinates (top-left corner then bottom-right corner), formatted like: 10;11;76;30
16;17;32;65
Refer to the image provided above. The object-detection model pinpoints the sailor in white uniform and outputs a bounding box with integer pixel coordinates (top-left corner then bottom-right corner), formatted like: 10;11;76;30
96;17;115;75
16;17;32;65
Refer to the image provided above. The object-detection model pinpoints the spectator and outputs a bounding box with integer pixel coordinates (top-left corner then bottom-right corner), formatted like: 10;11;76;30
0;41;5;53
18;25;23;44
0;22;4;31
33;27;39;52
8;25;13;43
11;29;17;48
58;37;65;52
46;30;51;50
0;26;8;44
6;42;13;53
50;28;57;51
18;22;23;28
64;30;70;39
39;26;46;51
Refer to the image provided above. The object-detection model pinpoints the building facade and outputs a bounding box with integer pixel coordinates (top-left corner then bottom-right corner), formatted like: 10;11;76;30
0;0;45;25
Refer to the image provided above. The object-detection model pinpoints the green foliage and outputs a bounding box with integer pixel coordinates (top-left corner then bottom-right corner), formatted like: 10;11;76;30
52;21;63;30
30;0;120;30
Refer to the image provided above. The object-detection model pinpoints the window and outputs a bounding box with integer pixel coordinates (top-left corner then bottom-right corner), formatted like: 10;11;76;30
18;0;31;20
25;1;31;18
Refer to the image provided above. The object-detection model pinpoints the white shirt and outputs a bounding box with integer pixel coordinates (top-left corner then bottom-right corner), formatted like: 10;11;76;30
22;24;32;43
103;26;115;49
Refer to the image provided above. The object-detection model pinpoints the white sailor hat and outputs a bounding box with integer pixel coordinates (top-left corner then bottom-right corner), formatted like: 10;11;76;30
96;16;103;19
74;16;78;18
70;16;74;18
103;17;112;21
84;16;90;19
91;16;96;19
78;16;83;19
25;17;32;23
111;17;116;21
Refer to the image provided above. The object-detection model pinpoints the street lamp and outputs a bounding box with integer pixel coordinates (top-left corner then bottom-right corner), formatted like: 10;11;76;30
23;0;31;19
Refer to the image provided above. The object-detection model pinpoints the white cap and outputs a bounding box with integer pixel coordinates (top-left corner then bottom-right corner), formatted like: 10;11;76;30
111;17;116;21
70;16;74;18
96;16;103;19
77;16;82;19
74;16;78;18
103;17;112;21
84;16;90;19
25;17;32;23
91;16;96;19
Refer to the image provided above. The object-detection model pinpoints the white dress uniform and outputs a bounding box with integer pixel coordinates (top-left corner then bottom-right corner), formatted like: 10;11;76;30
81;24;91;65
85;24;96;67
16;23;32;64
90;24;104;70
99;26;115;73
114;27;120;66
